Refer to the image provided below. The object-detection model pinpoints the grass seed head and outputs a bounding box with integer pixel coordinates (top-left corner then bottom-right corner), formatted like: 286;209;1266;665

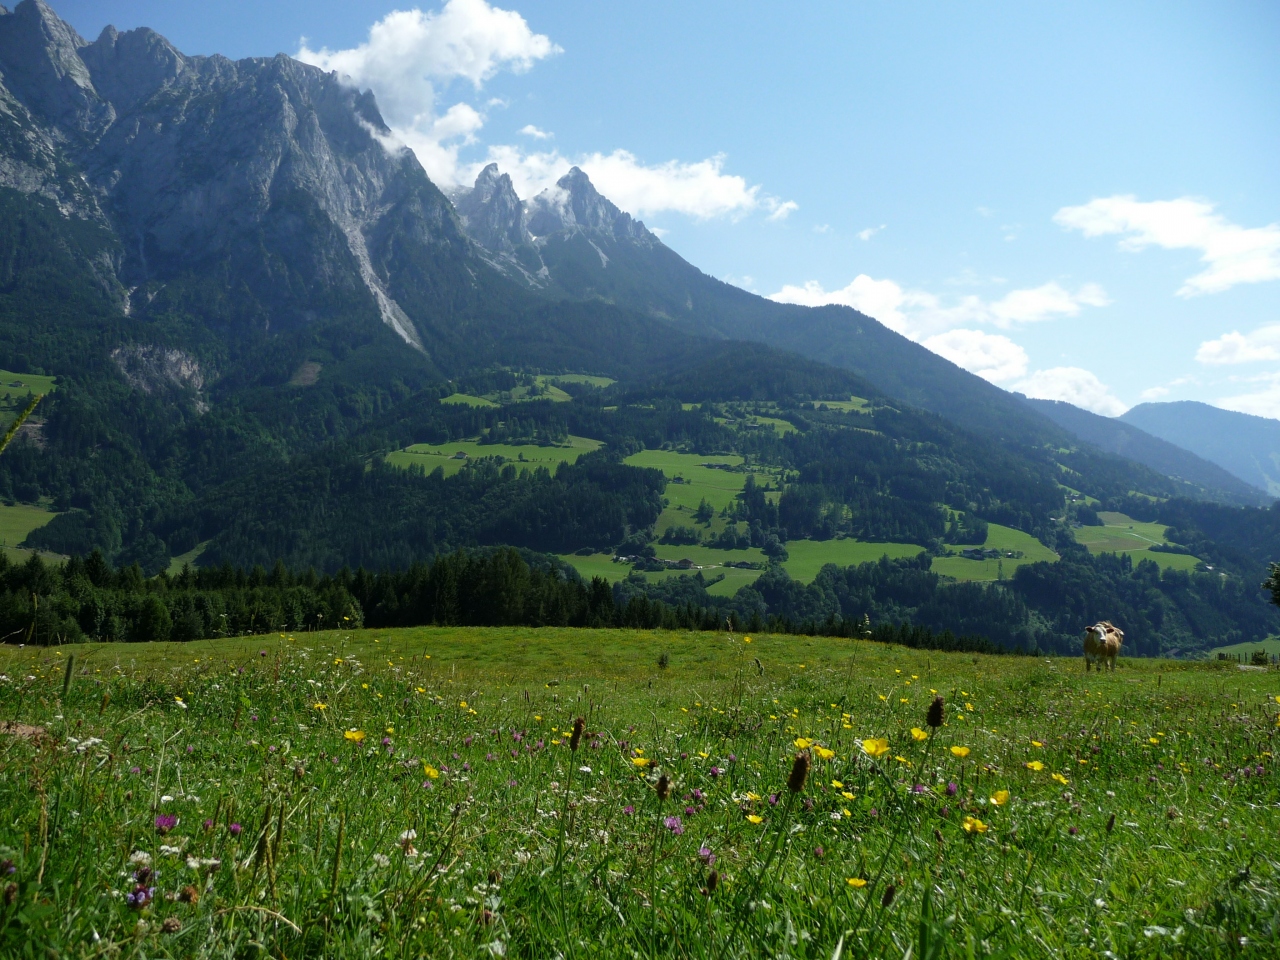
927;696;945;729
788;752;810;793
706;869;719;894
570;716;585;752
656;773;671;802
882;883;897;908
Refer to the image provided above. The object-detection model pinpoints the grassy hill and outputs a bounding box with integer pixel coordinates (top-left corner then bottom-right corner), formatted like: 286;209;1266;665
3;627;1276;957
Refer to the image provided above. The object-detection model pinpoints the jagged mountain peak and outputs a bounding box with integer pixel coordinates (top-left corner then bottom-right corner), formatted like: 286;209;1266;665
0;0;112;138
526;166;654;244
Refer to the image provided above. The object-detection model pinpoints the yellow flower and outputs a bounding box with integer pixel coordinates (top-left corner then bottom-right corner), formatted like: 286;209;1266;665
831;780;844;789
911;727;929;741
962;816;988;834
459;701;467;709
551;739;561;745
861;738;890;758
794;737;812;749
900;698;909;704
846;877;867;888
344;730;365;743
415;687;425;694
990;790;1010;806
632;757;652;768
314;702;327;711
965;703;975;711
423;764;439;779
841;791;856;801
633;748;644;755
743;636;752;643
1051;773;1069;785
878;695;888;702
361;683;368;689
815;746;835;761
1148;737;1160;745
746;814;764;824
950;746;970;758
746;791;762;801
1031;740;1043;748
1025;760;1045;772
698;751;709;759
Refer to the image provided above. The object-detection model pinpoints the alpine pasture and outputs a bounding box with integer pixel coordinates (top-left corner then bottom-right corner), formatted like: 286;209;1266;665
2;628;1277;958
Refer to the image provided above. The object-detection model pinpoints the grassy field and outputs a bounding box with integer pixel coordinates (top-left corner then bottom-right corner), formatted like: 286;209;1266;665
386;436;603;476
558;552;763;598
166;542;209;576
624;450;774;514
0;368;57;402
1209;636;1280;660
0;501;60;562
440;393;500;408
1075;512;1203;572
783;539;925;582
809;396;870;413
933;523;1060;582
1;628;1275;958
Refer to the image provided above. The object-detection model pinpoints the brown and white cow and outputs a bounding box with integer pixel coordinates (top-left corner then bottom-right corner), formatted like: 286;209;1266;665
1083;621;1123;672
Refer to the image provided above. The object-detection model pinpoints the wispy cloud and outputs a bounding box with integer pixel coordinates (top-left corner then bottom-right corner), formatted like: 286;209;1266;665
856;224;885;241
1012;367;1128;416
768;275;1107;337
519;124;552;139
1196;323;1280;364
921;329;1028;383
1055;195;1280;296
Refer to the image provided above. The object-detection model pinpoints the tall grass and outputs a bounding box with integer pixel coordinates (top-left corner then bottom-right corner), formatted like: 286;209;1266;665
0;627;1277;957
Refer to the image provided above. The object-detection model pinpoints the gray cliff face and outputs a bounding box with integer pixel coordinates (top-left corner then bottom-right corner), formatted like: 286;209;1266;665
0;0;482;350
455;162;527;254
525;167;656;246
454;164;661;290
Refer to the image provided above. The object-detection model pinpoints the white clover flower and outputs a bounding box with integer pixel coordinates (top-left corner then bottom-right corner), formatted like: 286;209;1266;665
372;854;391;868
129;851;152;866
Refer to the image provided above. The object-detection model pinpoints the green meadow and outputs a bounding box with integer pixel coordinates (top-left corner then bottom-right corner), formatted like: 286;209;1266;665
0;501;60;562
1075;512;1203;572
386;436;603;476
1;628;1276;958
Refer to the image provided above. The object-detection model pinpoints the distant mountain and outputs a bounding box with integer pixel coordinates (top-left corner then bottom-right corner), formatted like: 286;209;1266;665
1023;398;1269;507
1121;402;1280;496
454;164;1095;449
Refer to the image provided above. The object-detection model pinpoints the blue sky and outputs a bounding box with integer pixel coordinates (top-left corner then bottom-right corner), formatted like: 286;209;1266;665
52;0;1280;418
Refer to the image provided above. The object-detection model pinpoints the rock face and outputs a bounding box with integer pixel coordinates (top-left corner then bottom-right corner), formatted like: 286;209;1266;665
0;0;483;350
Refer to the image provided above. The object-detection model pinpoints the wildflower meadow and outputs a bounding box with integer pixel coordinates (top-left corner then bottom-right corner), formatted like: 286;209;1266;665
1;627;1278;958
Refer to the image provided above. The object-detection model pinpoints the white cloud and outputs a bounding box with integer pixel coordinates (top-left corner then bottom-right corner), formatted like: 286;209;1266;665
1215;374;1280;419
1055;195;1280;297
767;275;1107;338
765;199;799;221
1011;367;1128;416
1140;385;1170;400
298;0;560;185
471;147;787;221
299;4;792;224
857;224;885;241
921;329;1029;383
1195;323;1280;365
769;275;916;334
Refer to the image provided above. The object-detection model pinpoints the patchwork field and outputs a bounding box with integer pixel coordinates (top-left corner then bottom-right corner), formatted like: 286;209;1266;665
1076;512;1203;572
2;628;1275;957
0;501;60;562
782;538;925;582
386;436;603;476
932;523;1060;582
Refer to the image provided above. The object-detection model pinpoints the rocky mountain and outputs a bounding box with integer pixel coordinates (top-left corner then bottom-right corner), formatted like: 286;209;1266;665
0;0;497;359
1121;401;1280;496
452;163;1103;451
1023;397;1268;506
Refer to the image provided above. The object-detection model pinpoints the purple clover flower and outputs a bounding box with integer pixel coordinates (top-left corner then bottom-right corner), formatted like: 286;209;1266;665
698;846;715;865
912;783;927;794
946;782;958;797
664;816;684;835
228;823;242;836
154;814;178;835
125;885;155;910
623;805;635;816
